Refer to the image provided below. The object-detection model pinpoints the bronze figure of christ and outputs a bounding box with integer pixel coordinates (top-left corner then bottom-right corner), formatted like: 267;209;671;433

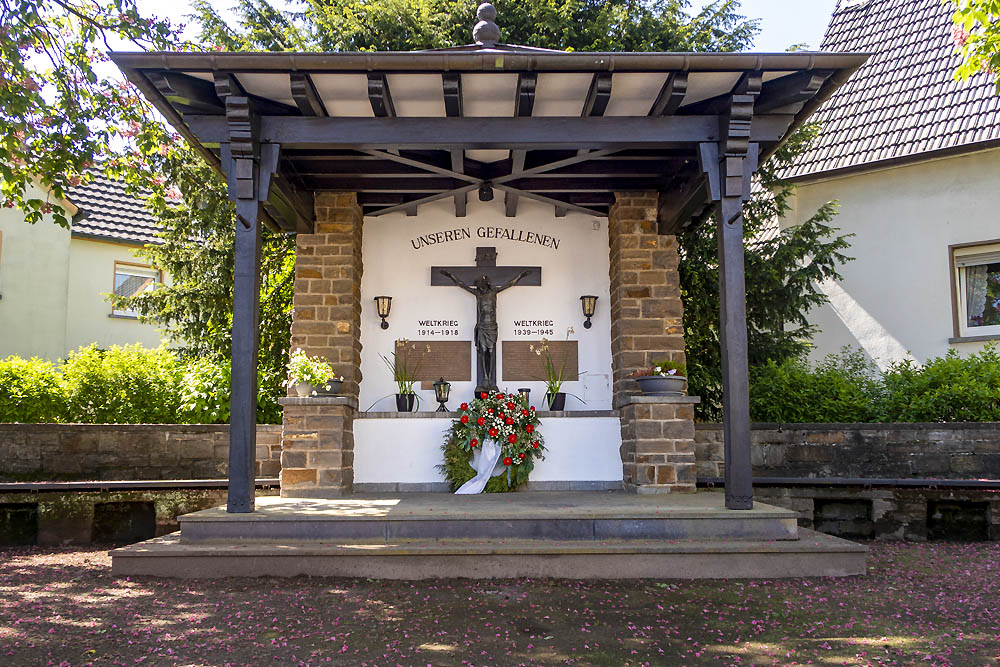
432;247;541;392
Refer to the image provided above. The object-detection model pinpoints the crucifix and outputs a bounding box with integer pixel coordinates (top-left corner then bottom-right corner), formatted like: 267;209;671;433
432;247;542;392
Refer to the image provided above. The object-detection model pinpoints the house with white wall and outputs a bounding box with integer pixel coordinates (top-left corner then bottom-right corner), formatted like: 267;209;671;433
0;174;167;360
781;0;1000;367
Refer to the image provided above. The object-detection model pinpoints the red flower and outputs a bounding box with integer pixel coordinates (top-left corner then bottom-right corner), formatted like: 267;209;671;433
477;417;485;425
505;417;514;425
460;403;469;410
460;415;469;424
470;438;478;447
519;452;526;459
480;392;488;399
521;409;530;416
489;427;498;437
497;393;505;399
532;441;539;449
488;408;495;414
503;457;513;466
498;412;505;419
530;406;535;411
525;424;534;433
506;402;515;410
508;434;517;443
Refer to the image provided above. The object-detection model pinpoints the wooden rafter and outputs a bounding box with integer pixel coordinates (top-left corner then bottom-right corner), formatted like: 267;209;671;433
290;73;327;117
367;73;396;118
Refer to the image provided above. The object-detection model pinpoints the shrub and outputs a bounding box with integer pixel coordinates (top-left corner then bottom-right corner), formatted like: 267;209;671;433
879;346;1000;422
0;356;67;423
750;344;1000;424
178;358;231;424
61;344;183;424
749;348;881;423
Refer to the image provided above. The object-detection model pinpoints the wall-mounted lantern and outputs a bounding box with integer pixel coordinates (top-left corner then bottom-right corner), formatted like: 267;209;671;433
580;295;598;329
374;295;392;329
518;387;531;403
433;377;452;412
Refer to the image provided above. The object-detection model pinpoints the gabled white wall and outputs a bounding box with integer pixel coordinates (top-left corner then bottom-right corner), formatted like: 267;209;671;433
359;196;613;411
782;148;1000;366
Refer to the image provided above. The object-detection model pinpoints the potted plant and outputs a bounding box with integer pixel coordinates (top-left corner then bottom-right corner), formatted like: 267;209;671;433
531;328;580;411
630;360;687;396
286;349;342;397
380;339;429;411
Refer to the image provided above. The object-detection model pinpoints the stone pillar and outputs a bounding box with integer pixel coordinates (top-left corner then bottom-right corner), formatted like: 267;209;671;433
280;193;363;497
609;192;697;493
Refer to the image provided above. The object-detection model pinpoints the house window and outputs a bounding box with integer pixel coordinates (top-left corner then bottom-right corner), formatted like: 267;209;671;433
112;262;160;317
953;243;1000;339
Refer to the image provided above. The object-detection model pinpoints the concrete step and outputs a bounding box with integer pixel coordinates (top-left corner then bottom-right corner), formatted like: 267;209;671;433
111;529;867;579
177;492;800;544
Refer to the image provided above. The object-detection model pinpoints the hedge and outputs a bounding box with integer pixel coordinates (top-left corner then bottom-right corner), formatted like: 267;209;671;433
0;344;279;424
750;344;1000;423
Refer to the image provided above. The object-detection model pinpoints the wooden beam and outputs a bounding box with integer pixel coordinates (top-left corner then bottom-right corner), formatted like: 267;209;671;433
514;72;537;117
649;72;688;116
295;176;462;192
147;71;224;114
755;70;830;114
443;73;462;117
360;149;478;182
290;73;327;117
494;184;606;217
581;72;613;117
492;148;621;184
367;73;396;117
184;115;795;150
451;149;467;217
369;184;478;217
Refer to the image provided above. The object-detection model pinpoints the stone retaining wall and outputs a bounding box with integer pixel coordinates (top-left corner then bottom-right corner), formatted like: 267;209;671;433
0;424;282;482
695;423;1000;480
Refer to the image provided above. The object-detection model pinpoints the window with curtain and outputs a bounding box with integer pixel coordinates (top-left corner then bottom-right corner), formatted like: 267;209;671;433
112;263;160;317
955;244;1000;337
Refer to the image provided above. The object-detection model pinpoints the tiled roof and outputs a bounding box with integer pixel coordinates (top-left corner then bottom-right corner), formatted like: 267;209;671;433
66;173;162;245
786;0;1000;181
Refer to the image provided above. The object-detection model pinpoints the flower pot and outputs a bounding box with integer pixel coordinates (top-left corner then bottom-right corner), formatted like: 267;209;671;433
395;393;417;412
636;375;686;396
293;382;313;398
313;379;343;396
544;392;566;411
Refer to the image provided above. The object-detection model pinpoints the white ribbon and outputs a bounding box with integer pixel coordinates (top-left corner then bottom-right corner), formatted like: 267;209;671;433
454;438;505;494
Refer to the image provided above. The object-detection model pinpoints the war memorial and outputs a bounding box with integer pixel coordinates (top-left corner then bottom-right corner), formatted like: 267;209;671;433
108;4;870;578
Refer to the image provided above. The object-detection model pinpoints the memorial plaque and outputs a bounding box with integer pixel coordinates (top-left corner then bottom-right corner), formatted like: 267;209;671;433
501;340;579;382
393;340;473;389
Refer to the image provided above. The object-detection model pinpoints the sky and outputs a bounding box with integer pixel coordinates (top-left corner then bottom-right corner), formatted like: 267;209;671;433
126;0;841;52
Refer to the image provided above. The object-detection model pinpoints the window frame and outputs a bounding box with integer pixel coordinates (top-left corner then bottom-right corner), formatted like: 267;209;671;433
110;260;162;319
949;239;1000;343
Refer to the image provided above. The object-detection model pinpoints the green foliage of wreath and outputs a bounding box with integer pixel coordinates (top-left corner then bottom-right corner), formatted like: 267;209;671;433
437;390;545;493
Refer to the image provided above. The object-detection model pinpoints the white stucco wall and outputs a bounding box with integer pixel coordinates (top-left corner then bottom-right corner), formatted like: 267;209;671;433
354;416;623;485
359;196;612;411
782;148;1000;367
0;185;166;360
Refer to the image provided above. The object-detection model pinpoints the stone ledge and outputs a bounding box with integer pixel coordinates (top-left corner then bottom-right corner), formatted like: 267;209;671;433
695;422;1000;431
357;410;619;419
278;396;359;411
615;394;701;409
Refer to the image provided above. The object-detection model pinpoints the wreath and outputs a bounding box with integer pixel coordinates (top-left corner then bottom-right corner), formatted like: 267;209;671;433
439;390;546;492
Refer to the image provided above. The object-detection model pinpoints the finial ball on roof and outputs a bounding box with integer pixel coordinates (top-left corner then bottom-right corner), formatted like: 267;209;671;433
473;2;501;47
477;3;497;21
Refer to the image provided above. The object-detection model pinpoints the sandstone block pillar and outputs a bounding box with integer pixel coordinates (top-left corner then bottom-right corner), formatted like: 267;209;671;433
609;192;697;493
280;193;363;497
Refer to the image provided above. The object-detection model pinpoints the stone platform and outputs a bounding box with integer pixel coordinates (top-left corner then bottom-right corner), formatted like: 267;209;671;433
111;491;867;579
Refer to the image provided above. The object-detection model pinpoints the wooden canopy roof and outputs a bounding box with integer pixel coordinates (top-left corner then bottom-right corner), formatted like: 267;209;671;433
111;48;867;234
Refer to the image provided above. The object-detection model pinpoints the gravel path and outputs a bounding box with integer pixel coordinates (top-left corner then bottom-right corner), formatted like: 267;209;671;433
1;542;997;666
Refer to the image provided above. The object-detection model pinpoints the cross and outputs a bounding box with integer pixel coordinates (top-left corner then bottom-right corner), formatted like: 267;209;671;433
432;247;542;392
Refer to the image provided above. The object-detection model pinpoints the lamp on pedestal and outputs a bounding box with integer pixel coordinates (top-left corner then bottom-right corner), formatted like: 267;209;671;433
580;295;598;329
433;377;452;412
374;295;392;329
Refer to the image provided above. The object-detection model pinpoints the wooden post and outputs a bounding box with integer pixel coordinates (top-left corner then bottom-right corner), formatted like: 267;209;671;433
228;197;262;513
702;72;761;510
216;84;279;513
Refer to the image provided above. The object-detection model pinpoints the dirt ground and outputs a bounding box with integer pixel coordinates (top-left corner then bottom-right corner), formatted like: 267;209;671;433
0;541;997;666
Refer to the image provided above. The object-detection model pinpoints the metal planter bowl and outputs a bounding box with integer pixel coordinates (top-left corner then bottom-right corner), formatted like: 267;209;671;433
313;379;344;396
635;375;686;396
